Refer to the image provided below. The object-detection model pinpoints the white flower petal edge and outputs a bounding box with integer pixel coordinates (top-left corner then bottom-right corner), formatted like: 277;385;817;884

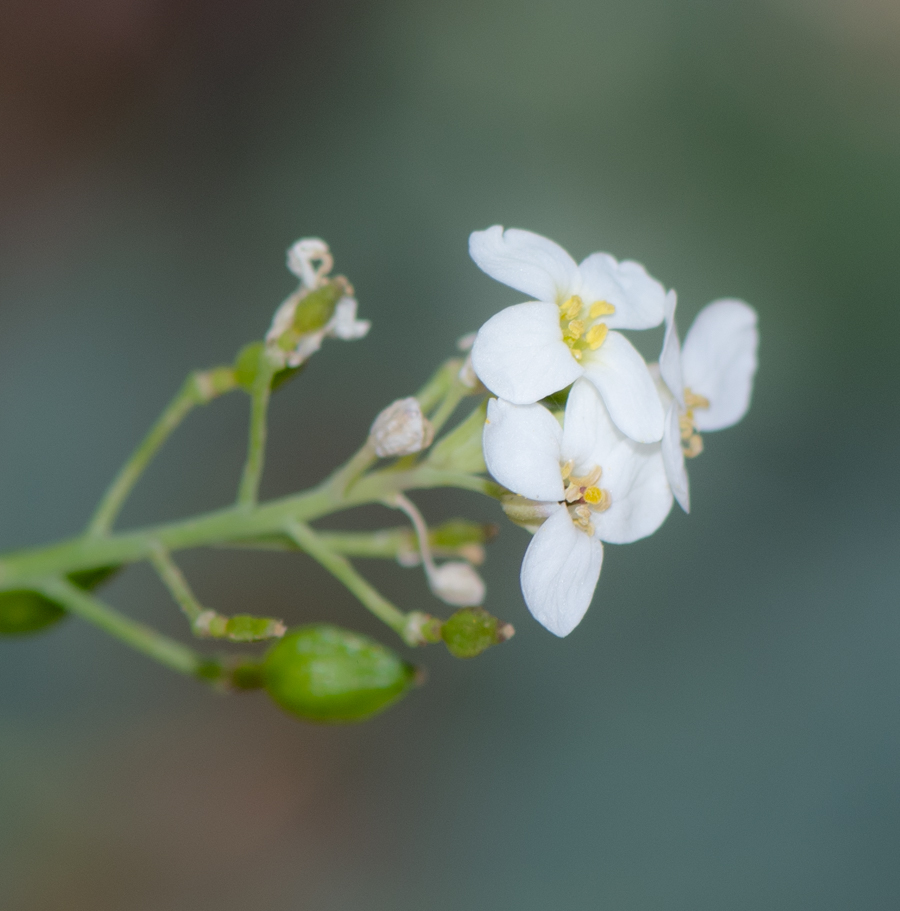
483;398;565;502
661;401;690;513
578;253;667;330
658;290;685;410
520;505;604;638
682;299;759;431
469;226;581;303
471;302;583;404
580;330;665;443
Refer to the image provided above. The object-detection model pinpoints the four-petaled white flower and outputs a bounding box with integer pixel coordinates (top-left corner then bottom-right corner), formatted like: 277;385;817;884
483;379;673;637
267;237;370;368
657;295;759;512
470;226;668;443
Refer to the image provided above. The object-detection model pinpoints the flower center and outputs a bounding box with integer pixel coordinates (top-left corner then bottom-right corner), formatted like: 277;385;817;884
560;460;611;535
679;387;710;458
558;296;616;361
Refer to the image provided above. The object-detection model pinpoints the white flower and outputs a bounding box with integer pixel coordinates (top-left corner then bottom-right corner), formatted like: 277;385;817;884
483;379;672;637
657;294;759;512
266;238;370;368
470;226;667;443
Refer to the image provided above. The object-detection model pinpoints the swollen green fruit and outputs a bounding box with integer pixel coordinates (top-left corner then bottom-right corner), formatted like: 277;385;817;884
0;590;66;635
263;625;417;723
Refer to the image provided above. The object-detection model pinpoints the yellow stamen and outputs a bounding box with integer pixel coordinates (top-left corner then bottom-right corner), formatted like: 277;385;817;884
589;300;616;319
565;319;585;340
564;485;583;503
683;434;704;459
583;486;603;505
560;296;583;320
560;460;574;480
678;413;694;440
585;323;608;350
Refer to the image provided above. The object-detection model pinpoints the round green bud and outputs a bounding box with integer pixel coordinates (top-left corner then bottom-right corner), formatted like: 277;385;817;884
263;625;418;723
0;590;66;635
441;607;515;659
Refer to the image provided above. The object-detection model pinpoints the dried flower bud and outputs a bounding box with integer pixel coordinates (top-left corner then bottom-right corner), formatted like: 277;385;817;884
427;561;486;607
370;397;435;458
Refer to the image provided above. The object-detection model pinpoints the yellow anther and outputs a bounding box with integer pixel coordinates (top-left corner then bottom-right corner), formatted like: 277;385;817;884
684;388;710;410
560;296;583;320
570;465;601;488
585;323;609;350
589;300;616;319
583;486;603;505
683;433;704;459
565;319;585;340
678;413;694;440
560;459;574;480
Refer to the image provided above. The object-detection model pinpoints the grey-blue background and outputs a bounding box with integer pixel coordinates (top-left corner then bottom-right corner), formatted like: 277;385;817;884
1;1;899;908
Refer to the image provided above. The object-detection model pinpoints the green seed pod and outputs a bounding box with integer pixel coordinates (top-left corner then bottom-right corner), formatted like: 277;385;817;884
263;625;418;723
441;607;515;659
0;590;66;635
0;565;121;636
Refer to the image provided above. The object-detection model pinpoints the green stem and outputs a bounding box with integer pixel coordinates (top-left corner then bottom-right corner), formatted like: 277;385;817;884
88;368;238;536
36;577;214;680
284;519;414;644
237;352;277;507
148;545;206;630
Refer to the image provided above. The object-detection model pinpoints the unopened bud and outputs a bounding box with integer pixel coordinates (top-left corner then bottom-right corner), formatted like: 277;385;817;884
500;494;557;532
0;590;65;635
425;400;487;472
195;611;287;642
441;607;515;659
370;397;435;458
263;624;418;723
0;565;120;636
427;561;486;607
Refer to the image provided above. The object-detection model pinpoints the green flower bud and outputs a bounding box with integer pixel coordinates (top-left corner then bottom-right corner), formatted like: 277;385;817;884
425;400;488;473
0;565;120;636
0;590;66;635
441;607;514;659
263;625;418;723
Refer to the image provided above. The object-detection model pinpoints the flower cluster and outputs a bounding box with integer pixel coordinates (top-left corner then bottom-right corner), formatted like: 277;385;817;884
470;227;759;636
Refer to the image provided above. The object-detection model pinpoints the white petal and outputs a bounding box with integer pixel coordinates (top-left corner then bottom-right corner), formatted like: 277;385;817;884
469;226;581;303
580;331;665;443
658;290;685;408
661;401;690;513
682;300;759;431
483;398;565;501
520;505;603;637
471;302;582;404
329;297;370;340
286;238;332;287
559;378;605;473
578;253;666;330
565;386;673;543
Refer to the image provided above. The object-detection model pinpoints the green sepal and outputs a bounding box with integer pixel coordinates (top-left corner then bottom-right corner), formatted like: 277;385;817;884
441;607;514;659
263;624;418;723
290;282;343;335
425;400;488;473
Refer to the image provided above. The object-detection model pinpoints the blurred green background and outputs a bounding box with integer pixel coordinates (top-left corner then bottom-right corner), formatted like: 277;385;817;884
2;0;899;908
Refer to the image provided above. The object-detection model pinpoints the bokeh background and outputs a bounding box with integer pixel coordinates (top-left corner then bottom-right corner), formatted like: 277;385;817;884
2;0;899;908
